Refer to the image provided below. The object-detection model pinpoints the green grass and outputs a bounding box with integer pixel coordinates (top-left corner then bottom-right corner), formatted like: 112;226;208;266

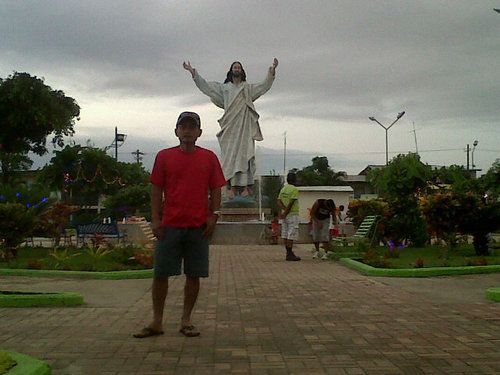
0;352;16;375
358;244;500;269
0;245;153;272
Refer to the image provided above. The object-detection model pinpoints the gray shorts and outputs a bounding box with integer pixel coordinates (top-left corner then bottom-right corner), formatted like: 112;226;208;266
154;225;209;278
312;219;330;242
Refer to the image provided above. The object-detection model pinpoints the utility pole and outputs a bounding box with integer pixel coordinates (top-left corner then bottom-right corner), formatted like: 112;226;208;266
411;122;419;154
283;131;287;176
466;144;470;171
131;149;144;164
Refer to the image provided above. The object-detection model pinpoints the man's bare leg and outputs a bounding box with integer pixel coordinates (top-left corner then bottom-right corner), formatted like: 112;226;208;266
150;276;168;331
134;276;168;337
241;186;249;197
228;186;236;200
312;242;320;258
321;241;330;259
181;276;200;327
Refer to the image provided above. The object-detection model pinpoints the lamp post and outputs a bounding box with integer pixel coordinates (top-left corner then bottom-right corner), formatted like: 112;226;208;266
114;127;127;161
471;140;478;169
369;111;405;165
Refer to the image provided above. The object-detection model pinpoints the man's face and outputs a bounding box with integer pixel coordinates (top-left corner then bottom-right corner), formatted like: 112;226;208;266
175;118;202;143
232;63;242;77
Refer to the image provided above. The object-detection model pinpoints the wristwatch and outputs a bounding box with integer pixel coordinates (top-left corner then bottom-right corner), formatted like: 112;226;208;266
212;210;221;217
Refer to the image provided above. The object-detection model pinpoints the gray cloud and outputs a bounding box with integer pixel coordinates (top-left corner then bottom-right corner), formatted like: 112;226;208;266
2;0;499;174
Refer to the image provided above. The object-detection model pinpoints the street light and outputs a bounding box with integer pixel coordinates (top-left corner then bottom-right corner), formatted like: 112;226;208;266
103;127;127;160
369;111;406;165
114;127;127;160
472;140;478;168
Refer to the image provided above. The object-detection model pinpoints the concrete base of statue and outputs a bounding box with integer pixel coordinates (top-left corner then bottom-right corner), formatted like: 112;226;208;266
211;221;312;245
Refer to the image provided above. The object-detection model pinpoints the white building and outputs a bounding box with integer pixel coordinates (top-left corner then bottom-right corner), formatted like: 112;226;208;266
296;186;354;222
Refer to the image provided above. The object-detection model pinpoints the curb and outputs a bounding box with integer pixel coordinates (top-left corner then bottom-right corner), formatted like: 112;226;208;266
485;287;500;302
0;291;84;307
339;258;500;277
0;268;153;280
0;350;51;375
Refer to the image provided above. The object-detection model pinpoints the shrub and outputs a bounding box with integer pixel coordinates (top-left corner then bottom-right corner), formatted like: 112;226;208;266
27;259;43;269
0;203;37;259
361;249;389;268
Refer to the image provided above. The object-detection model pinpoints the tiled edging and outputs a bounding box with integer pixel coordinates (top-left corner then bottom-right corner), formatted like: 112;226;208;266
485;287;500;301
0;291;83;307
0;350;50;375
0;268;152;279
339;257;500;277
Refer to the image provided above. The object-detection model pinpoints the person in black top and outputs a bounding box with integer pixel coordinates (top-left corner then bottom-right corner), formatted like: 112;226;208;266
310;199;336;260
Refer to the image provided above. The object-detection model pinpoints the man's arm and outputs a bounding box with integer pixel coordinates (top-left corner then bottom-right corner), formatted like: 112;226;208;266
151;184;164;240
278;199;286;211
203;186;222;239
281;198;297;219
310;200;321;223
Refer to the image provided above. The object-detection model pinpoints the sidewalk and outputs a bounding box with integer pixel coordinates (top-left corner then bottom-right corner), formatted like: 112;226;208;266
1;244;499;375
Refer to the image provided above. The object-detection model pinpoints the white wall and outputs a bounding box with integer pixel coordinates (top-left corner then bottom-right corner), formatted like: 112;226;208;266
296;187;354;222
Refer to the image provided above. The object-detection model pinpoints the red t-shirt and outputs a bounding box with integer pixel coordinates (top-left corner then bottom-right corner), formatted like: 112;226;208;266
150;146;226;227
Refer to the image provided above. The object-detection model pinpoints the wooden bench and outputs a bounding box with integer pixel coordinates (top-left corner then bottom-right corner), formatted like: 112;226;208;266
76;222;126;246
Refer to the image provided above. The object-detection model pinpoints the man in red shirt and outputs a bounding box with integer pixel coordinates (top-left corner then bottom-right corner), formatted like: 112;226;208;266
134;111;226;338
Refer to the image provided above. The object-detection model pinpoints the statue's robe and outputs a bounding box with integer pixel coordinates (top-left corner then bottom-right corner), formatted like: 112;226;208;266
193;70;275;186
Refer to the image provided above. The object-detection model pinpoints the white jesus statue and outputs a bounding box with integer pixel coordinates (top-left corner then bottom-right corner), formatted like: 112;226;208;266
183;58;278;199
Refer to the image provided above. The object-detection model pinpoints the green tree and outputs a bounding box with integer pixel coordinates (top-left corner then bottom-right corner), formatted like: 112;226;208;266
431;165;480;193
103;185;151;219
0;72;80;183
0;203;37;259
37;145;146;202
368;153;431;246
482;159;500;198
295;156;346;186
261;174;283;217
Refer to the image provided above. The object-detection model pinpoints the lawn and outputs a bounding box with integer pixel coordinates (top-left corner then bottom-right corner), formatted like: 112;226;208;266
357;243;500;269
0;245;153;272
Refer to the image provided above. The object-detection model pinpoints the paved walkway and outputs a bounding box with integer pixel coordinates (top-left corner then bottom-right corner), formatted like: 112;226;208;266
1;244;500;375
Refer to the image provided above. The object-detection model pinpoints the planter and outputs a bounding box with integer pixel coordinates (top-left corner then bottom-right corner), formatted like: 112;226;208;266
0;351;50;375
0;291;83;307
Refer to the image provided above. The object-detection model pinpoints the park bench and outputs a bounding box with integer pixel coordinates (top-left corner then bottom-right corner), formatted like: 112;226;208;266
331;215;380;249
76;221;126;246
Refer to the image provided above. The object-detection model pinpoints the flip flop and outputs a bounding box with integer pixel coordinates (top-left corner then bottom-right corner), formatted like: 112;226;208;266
133;327;164;339
179;325;200;337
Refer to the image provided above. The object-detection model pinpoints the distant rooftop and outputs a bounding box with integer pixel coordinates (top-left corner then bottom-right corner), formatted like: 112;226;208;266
358;165;385;175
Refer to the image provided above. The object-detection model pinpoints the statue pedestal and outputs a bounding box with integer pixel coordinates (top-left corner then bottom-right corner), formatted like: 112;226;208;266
220;207;270;222
221;196;270;222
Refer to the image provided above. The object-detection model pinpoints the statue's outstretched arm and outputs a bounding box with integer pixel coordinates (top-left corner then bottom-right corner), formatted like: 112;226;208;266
183;61;195;78
269;58;279;76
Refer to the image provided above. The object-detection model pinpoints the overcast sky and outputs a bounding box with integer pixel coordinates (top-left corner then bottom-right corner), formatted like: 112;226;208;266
1;1;499;175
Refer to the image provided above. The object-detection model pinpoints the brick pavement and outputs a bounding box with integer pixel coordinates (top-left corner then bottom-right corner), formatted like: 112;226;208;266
1;244;499;375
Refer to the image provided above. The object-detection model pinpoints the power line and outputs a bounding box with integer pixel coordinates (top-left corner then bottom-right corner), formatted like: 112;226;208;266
258;148;465;157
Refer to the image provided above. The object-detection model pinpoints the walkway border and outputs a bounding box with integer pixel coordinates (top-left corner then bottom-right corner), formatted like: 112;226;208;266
0;351;51;375
0;291;83;307
0;268;152;280
339;258;500;277
485;287;500;302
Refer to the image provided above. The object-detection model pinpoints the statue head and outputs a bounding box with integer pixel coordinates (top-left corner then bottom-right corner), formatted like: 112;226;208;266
224;61;247;83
